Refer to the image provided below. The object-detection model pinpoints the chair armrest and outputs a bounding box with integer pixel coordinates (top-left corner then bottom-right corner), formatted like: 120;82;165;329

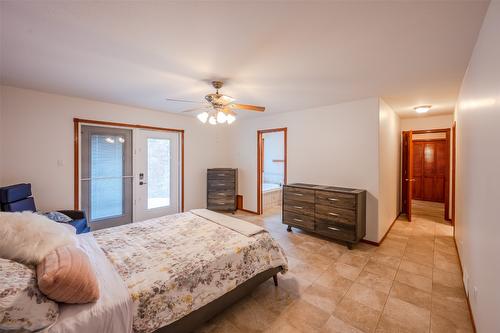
57;210;86;221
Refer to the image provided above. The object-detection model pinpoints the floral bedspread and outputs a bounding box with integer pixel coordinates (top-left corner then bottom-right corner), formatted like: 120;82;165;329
92;212;287;333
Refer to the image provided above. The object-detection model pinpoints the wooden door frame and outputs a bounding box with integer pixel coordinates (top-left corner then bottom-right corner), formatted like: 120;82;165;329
257;128;287;215
452;122;456;225
401;128;451;221
73;118;185;212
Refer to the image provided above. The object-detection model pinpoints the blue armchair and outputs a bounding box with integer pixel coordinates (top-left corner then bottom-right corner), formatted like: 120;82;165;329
0;183;90;234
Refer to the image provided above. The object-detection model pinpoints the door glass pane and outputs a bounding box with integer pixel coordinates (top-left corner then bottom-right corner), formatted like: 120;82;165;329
148;138;170;209
90;135;124;220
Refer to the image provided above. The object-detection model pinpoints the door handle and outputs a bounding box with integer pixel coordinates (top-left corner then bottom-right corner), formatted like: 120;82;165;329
405;179;416;182
139;181;148;185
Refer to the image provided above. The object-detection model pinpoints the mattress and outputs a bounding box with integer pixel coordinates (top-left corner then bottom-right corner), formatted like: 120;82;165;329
88;211;288;333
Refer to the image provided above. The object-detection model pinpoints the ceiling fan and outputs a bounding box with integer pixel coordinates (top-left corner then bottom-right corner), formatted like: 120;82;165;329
166;80;265;125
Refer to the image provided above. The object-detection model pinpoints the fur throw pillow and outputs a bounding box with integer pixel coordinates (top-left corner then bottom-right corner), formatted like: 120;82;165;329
0;211;78;264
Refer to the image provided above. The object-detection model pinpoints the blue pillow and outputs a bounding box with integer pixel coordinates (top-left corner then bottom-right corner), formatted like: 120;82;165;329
44;211;72;223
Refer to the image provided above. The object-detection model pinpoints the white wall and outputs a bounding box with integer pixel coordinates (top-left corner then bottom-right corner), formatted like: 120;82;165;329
454;1;500;331
378;99;401;240
400;114;453;131
227;98;381;242
262;131;284;184
0;85;229;211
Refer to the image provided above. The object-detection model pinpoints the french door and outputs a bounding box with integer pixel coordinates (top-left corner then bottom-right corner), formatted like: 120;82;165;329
80;125;181;228
80;126;133;230
134;129;180;221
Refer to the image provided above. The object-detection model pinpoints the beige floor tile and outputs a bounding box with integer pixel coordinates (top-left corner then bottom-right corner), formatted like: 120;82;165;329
329;262;363;281
345;282;388;311
337;252;370;268
356;270;393;293
279;272;314;295
376;314;419;333
433;268;463;288
321;315;365;333
251;282;299;315
395;269;432;293
225;296;280;332
431;312;474;333
301;283;344;314
285;299;330;330
369;253;402;269
403;251;434;267
334;297;381;333
399;259;433;278
382;296;430;333
389;281;432;310
364;260;397;279
315;269;354;294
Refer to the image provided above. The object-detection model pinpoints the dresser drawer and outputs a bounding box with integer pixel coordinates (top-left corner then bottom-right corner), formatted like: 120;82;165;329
208;191;235;200
284;201;314;217
315;204;356;226
316;222;356;241
283;211;314;231
208;180;235;191
315;191;356;210
283;186;315;204
208;170;236;180
208;200;235;211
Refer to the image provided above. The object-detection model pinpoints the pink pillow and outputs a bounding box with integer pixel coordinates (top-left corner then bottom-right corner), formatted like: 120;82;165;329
36;245;99;304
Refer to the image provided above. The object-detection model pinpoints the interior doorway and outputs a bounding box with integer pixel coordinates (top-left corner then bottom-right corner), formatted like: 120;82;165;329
402;128;451;222
257;128;287;215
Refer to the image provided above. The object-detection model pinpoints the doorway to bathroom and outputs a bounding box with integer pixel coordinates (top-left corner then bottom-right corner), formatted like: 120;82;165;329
257;128;287;215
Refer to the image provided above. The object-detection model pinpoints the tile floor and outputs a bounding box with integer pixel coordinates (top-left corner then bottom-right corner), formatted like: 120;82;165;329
197;200;473;333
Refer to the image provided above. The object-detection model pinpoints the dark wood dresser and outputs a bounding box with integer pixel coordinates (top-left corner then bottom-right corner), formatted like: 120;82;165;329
282;183;366;249
207;168;238;213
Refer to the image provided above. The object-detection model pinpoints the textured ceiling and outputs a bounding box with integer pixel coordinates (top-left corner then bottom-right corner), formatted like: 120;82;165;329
0;1;489;118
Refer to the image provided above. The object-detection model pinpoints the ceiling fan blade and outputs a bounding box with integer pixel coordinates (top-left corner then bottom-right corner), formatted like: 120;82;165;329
180;106;211;113
165;98;205;104
230;103;265;112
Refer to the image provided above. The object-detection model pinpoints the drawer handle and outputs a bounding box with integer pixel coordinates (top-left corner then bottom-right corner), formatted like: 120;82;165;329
328;212;339;216
217;174;226;176
293;193;304;196
293;218;303;222
218;193;225;196
216;183;225;186
294;206;303;209
328;198;339;201
328;226;340;231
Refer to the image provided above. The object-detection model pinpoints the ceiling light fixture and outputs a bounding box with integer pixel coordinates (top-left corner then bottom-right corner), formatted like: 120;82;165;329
414;105;432;114
197;108;236;125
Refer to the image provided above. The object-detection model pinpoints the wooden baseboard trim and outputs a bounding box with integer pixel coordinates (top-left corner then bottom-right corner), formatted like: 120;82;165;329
236;195;259;215
238;208;259;215
361;239;380;246
453;237;477;333
361;213;402;247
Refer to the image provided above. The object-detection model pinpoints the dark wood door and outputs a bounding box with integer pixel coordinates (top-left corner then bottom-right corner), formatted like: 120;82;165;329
412;140;447;202
402;131;414;221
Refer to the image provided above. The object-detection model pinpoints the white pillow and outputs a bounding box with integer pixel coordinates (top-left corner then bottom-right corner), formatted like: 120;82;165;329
0;211;78;264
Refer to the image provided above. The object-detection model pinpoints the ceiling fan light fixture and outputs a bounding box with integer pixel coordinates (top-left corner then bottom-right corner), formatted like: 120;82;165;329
216;110;227;123
226;114;236;124
414;105;431;114
197;111;209;123
208;115;217;125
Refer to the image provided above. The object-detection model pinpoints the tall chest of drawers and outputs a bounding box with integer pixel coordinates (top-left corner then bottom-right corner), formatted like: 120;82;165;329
207;168;238;213
282;183;366;249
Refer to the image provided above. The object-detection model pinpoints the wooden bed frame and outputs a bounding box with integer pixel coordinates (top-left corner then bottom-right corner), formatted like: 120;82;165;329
154;266;283;333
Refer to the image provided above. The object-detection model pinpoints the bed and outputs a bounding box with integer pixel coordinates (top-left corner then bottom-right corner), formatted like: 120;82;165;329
46;209;288;333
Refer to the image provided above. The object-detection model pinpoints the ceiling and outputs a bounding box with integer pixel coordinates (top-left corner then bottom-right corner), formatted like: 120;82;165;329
0;1;489;118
